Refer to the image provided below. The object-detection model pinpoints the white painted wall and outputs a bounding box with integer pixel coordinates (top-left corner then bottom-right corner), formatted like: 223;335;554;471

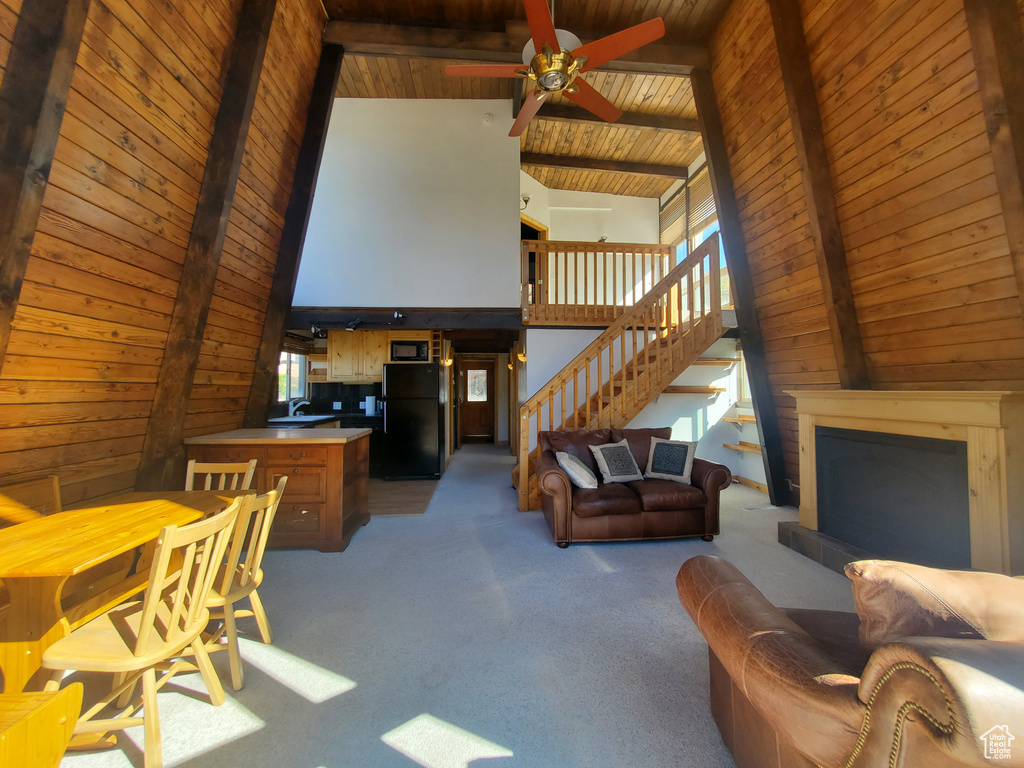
547;190;659;243
519;170;550;231
295;99;521;308
524;328;601;399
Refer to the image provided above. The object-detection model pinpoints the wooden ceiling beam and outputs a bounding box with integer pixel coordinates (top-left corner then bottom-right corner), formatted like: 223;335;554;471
691;68;790;507
0;0;91;373
520;153;688;179
767;0;868;390
964;0;1024;323
245;44;346;428
535;104;700;133
322;20;708;75
136;0;278;490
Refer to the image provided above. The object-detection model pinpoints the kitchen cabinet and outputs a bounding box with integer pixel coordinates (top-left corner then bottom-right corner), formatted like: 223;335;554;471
328;330;388;383
185;428;371;552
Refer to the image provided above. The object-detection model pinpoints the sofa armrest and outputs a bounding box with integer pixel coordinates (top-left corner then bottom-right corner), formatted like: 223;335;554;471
536;450;572;543
851;637;1024;767
677;555;863;766
690;458;732;493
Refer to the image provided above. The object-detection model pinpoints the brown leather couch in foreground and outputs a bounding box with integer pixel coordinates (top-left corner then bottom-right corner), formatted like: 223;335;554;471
676;555;1024;768
536;427;732;547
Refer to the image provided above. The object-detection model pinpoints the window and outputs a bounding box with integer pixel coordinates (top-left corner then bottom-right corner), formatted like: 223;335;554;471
278;351;307;402
466;369;488;402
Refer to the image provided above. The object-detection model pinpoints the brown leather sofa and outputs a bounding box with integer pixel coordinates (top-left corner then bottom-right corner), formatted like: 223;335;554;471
676;555;1024;768
535;427;732;547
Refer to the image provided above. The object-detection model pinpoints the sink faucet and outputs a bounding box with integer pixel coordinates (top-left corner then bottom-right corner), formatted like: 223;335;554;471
288;398;310;416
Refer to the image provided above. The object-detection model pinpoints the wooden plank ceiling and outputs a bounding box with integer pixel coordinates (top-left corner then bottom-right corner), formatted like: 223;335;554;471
326;0;728;198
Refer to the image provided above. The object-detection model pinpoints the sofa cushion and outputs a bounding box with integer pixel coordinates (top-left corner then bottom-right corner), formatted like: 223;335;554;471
555;451;598;489
626;478;705;511
589;439;643;483
611;427;672;472
572;483;643;518
845;559;1024;651
540;429;610;475
645;437;698;484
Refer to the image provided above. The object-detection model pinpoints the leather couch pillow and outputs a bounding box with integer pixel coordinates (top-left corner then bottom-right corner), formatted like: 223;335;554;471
845;559;1024;651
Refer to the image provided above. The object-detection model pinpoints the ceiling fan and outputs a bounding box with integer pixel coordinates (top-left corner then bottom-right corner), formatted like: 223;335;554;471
445;0;665;137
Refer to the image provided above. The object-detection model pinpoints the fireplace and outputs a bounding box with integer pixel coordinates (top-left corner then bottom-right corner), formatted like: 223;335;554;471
815;426;970;568
787;390;1024;575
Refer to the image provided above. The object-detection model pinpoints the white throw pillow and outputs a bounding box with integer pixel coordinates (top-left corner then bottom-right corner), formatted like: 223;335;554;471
588;439;643;483
645;437;697;485
555;451;598;489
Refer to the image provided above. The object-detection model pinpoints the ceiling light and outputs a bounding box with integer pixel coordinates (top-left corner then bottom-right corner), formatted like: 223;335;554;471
345;318;362;332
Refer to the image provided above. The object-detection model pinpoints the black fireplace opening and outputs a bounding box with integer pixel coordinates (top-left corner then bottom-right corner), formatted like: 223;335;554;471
816;426;971;569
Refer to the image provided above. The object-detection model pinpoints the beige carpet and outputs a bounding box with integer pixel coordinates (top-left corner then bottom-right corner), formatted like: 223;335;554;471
367;478;438;516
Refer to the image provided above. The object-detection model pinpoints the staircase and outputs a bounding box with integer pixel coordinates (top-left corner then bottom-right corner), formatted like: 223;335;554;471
516;235;725;510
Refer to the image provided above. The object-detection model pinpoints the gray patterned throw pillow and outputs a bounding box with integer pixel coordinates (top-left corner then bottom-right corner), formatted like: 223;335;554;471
645;437;697;484
589;439;643;483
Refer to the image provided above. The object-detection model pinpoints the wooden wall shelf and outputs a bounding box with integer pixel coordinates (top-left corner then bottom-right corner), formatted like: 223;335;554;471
723;415;757;424
663;385;726;395
724;440;761;454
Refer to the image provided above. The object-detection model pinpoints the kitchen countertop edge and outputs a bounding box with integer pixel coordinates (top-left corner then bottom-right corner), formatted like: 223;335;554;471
185;428;372;445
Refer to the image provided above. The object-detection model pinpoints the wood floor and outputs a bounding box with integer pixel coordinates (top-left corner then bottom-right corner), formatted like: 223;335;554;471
367;478;438;516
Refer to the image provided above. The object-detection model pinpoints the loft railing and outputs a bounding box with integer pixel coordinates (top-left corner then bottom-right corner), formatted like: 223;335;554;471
516;235;723;510
521;240;677;326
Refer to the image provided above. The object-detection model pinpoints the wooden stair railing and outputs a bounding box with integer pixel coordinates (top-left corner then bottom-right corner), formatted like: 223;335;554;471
516;235;724;510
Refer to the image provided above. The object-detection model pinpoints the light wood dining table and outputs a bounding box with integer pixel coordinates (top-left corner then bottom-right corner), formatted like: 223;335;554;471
0;490;249;693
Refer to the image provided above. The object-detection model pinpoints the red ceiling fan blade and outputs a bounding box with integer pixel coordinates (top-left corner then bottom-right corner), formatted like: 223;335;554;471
573;18;665;72
445;64;526;78
564;79;622;123
523;0;559;55
510;89;549;137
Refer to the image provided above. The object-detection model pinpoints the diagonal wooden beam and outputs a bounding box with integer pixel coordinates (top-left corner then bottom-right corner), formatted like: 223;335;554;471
535;103;701;133
964;0;1024;322
244;44;345;427
136;0;278;490
691;68;790;506
767;0;868;390
322;20;709;76
0;0;91;373
520;152;688;179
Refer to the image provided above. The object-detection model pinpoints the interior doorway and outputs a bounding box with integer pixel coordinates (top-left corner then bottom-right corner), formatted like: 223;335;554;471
457;356;496;445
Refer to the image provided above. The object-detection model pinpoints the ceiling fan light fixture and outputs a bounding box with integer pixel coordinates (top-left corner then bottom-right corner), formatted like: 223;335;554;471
521;29;582;65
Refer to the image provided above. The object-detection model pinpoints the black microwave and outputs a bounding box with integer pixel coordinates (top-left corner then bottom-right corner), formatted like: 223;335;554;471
390;340;429;362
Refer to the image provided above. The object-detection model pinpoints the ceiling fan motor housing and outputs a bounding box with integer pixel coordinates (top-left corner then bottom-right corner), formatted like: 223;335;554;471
521;29;586;93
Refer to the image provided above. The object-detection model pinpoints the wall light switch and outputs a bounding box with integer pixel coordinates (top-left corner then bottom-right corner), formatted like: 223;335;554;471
332;401;342;410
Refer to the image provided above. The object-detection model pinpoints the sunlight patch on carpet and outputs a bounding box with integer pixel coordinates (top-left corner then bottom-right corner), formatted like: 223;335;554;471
238;637;357;703
381;713;513;768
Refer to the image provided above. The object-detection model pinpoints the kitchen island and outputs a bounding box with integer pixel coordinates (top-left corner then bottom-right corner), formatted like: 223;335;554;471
185;428;371;552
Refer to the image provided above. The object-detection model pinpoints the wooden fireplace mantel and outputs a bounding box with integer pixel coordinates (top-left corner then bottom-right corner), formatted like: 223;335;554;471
786;390;1024;575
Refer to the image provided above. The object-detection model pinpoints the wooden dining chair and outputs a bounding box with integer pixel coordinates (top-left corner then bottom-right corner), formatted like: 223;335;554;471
41;498;241;768
184;459;258;491
203;477;286;690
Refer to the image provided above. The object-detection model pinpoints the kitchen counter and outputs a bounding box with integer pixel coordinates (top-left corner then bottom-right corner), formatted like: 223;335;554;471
185;429;371;551
266;415;341;428
186;428;370;445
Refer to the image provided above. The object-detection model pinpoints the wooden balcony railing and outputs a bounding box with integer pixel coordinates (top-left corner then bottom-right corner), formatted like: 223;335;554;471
521;240;677;326
517;235;723;510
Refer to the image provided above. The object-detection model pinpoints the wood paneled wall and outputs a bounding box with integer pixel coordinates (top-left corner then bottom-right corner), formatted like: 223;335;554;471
710;0;1024;497
184;0;324;440
0;0;325;506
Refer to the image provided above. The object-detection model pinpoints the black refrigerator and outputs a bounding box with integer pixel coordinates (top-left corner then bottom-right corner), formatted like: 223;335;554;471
382;362;443;479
